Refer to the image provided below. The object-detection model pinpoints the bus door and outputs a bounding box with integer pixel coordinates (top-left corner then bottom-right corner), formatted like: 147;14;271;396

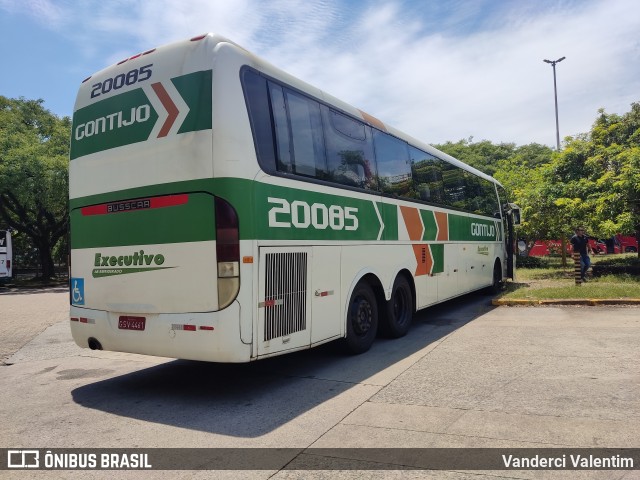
0;230;12;280
503;203;520;279
257;246;312;357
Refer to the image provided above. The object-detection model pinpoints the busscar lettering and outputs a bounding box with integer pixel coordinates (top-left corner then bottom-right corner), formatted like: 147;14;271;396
107;199;151;213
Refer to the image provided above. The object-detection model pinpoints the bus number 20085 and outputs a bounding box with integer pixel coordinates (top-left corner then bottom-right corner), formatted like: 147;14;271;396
267;197;358;231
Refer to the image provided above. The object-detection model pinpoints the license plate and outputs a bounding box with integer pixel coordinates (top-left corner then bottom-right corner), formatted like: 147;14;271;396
118;316;146;331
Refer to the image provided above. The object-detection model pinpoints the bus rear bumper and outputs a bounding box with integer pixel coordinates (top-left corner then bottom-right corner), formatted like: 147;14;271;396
69;301;253;363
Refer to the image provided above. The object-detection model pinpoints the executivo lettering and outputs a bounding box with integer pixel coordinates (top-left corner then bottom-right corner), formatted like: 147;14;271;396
92;250;173;278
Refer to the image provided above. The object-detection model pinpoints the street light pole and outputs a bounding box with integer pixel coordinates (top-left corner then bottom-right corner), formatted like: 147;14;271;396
543;56;566;150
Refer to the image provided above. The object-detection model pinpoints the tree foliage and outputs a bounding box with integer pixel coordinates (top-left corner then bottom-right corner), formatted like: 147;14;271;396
0;97;71;278
440;102;640;259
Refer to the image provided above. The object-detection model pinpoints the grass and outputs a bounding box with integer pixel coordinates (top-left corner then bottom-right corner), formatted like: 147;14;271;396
500;254;640;300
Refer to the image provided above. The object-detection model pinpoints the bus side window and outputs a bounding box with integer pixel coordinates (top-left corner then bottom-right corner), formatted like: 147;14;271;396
268;83;293;173
322;106;376;189
441;162;466;209
241;69;277;171
462;172;498;217
409;146;445;203
283;90;327;178
373;131;412;197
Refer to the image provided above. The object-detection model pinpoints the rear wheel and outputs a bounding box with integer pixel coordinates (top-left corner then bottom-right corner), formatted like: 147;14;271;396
380;276;413;338
343;281;378;354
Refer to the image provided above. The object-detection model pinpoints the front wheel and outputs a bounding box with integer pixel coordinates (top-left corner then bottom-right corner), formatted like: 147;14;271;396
343;281;378;354
484;261;503;295
380;276;413;338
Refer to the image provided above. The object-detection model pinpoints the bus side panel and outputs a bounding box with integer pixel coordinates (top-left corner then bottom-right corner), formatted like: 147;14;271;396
70;302;252;362
311;246;342;344
71;240;218;313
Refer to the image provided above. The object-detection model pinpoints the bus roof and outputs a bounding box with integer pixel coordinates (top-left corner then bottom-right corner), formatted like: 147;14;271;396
75;32;501;187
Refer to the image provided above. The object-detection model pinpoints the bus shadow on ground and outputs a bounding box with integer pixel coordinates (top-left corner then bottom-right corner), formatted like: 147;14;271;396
71;294;494;438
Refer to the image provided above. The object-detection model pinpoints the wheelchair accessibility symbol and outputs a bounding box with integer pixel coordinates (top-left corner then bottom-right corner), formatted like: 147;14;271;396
71;278;84;305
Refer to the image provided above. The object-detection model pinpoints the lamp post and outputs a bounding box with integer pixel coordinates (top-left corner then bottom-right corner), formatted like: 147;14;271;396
543;56;565;150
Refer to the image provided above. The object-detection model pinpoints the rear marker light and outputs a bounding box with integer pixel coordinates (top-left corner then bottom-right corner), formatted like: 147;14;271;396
171;324;197;331
259;299;284;308
71;318;79;322
129;53;142;60
199;326;214;331
315;290;335;297
82;76;92;83
190;34;207;41
117;58;128;65
143;49;156;55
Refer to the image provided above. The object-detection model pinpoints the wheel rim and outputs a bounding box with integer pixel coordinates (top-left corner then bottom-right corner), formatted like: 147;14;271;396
352;295;372;336
393;287;410;326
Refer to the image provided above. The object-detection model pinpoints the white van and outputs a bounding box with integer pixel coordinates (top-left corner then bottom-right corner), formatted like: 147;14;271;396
0;230;13;281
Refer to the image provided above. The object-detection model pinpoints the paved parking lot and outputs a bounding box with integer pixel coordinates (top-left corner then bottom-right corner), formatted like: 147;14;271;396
0;288;639;478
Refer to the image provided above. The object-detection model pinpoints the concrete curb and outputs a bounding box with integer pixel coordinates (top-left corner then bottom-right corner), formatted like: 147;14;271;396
493;298;640;306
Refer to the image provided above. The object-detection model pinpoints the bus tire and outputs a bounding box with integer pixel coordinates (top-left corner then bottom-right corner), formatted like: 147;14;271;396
484;261;503;295
380;275;413;338
343;281;378;354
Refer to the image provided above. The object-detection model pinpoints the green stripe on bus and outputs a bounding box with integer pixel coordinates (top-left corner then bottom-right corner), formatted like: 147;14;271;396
71;192;216;249
70;177;503;246
70;89;159;160
378;202;398;241
173;70;213;134
70;70;213;160
448;215;499;242
252;183;381;241
431;244;444;274
420;210;438;241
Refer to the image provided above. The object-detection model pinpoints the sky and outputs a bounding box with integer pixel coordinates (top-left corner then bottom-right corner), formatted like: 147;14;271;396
1;0;638;148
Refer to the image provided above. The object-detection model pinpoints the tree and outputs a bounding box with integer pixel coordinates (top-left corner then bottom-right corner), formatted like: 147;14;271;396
0;97;70;278
495;102;639;260
434;138;518;176
584;103;640;254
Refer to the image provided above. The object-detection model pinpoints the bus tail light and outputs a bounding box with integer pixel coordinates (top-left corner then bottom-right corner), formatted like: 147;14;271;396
215;197;240;309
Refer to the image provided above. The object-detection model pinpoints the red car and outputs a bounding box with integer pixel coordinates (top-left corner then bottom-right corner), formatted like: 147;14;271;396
528;238;606;257
528;240;572;257
616;234;638;253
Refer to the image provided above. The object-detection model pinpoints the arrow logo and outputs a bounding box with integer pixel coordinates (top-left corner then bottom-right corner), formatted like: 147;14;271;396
151;82;180;137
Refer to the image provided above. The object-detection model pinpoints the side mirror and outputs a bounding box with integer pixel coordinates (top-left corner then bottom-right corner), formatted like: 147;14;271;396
503;203;521;225
512;207;521;225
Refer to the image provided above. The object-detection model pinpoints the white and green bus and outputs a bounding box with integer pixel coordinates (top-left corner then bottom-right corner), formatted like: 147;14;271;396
69;33;519;362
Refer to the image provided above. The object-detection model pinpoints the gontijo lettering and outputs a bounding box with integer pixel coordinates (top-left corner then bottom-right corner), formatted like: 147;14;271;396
471;222;495;237
75;105;152;141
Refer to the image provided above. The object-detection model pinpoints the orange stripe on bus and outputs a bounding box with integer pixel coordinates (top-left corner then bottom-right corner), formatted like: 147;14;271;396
151;82;179;138
412;244;433;276
358;110;387;132
400;206;423;241
435;211;449;241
